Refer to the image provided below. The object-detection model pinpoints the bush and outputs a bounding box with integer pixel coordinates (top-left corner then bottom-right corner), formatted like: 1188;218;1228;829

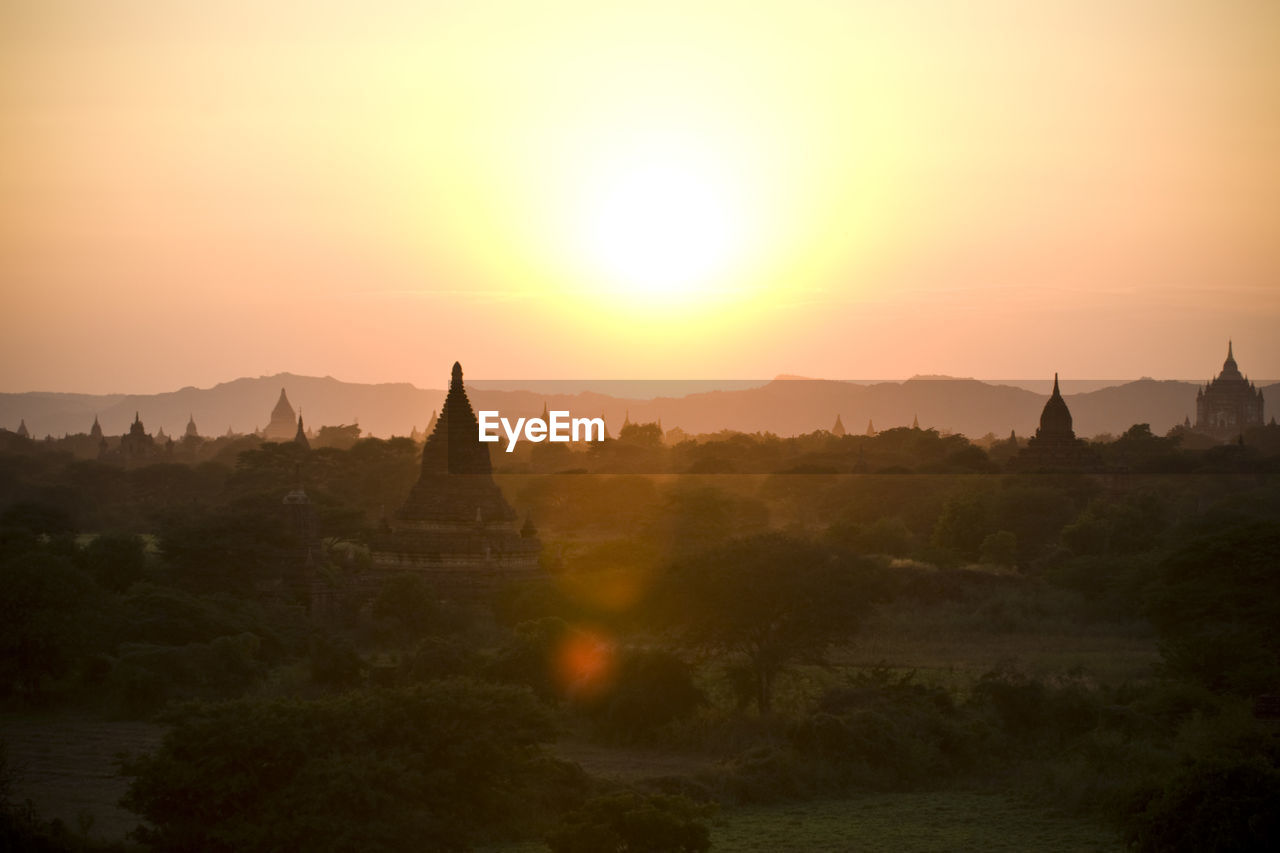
122;680;572;852
308;633;364;688
546;792;712;853
1124;756;1280;852
81;532;148;592
788;673;987;789
581;648;705;741
110;633;266;714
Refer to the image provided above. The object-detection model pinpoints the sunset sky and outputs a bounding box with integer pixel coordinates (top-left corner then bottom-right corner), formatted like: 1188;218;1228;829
2;1;1278;394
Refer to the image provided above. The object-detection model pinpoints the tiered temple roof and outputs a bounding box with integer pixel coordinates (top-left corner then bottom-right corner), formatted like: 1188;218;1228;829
264;388;298;441
1195;341;1264;441
373;362;539;597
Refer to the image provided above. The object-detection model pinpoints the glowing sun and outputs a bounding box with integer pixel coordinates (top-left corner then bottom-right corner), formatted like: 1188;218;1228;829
577;145;742;298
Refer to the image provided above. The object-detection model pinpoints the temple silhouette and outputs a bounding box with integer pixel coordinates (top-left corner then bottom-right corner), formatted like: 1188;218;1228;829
263;388;298;441
370;362;540;596
1195;341;1265;441
1013;374;1098;471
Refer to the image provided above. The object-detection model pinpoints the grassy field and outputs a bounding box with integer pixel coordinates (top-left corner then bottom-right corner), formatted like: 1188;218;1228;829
481;792;1122;853
835;582;1160;688
1;713;163;843
710;793;1122;852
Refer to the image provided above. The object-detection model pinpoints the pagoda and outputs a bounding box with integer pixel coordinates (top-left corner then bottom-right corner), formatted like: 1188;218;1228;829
371;362;540;596
263;388;298;441
1012;374;1097;471
119;412;158;464
1195;341;1264;442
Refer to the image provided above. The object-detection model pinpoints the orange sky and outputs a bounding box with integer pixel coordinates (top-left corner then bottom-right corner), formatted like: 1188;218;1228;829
2;1;1278;393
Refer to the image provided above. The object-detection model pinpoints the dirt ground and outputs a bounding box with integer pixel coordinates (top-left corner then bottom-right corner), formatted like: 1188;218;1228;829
1;713;164;843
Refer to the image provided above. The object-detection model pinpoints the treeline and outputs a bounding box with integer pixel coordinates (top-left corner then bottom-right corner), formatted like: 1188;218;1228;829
2;434;1279;850
508;420;1280;475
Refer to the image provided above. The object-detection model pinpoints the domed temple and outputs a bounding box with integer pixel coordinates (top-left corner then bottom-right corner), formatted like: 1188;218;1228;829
1013;374;1097;471
370;362;540;596
1195;341;1264;442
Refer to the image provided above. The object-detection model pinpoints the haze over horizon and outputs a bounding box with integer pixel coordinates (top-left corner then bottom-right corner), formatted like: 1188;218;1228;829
4;1;1279;394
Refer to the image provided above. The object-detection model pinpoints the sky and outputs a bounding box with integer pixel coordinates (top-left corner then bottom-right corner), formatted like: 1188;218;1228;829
2;0;1278;394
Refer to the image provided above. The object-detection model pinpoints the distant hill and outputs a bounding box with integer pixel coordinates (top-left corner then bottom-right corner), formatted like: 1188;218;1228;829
1;374;1274;442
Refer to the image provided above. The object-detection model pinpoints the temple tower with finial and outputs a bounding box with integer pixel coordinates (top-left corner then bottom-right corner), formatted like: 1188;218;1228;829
831;415;846;437
184;414;199;439
372;362;540;596
1013;374;1097;470
1036;374;1074;442
865;419;876;437
264;388;298;441
15;419;29;439
119;412;158;464
1195;341;1264;442
294;413;310;450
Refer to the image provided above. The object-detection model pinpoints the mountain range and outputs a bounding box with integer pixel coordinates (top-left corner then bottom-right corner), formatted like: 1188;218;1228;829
3;373;1274;442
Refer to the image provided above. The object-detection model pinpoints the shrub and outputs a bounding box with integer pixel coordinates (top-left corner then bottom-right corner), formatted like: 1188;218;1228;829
122;680;572;852
581;648;705;741
1124;756;1280;852
546;792;712;853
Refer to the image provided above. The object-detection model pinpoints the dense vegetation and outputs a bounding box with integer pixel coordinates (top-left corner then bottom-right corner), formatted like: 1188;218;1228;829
1;424;1278;851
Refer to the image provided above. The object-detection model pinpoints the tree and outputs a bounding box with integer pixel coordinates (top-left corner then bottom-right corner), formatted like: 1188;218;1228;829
0;552;98;696
930;492;990;561
122;681;574;852
1145;522;1280;694
618;422;664;449
657;533;880;713
82;531;148;592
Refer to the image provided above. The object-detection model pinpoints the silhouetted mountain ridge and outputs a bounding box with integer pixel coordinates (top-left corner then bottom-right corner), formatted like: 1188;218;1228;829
1;374;1274;442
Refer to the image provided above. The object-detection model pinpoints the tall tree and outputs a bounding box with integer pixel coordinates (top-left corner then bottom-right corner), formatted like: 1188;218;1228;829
656;533;880;713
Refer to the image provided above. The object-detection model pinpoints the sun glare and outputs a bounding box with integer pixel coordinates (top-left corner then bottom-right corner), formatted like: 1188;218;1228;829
576;146;742;300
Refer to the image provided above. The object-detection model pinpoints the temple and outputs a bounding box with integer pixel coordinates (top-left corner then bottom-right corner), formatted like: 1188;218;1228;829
1195;341;1264;442
119;412;159;464
294;414;310;449
1013;374;1097;470
371;362;540;596
263;388;298;441
831;415;846;436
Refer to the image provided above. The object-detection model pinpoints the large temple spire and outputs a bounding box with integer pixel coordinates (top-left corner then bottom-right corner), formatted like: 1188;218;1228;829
265;388;298;441
1037;373;1074;439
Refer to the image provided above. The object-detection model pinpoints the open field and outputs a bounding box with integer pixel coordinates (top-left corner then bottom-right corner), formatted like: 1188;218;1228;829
709;793;1122;852
839;626;1159;688
481;791;1122;853
1;713;164;843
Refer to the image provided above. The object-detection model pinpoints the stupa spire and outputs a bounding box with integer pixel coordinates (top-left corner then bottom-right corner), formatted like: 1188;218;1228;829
294;413;310;449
